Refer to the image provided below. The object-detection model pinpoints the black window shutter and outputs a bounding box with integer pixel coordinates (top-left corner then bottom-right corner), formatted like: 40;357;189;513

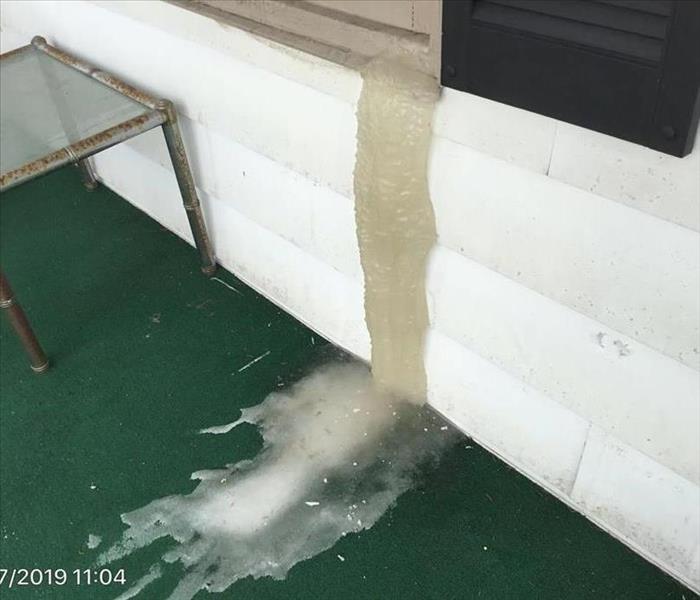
442;0;700;157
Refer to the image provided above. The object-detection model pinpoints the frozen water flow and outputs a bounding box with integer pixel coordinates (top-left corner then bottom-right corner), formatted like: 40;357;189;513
353;57;439;404
97;362;456;599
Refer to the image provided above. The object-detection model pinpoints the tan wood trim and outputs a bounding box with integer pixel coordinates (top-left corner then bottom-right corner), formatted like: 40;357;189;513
187;0;442;76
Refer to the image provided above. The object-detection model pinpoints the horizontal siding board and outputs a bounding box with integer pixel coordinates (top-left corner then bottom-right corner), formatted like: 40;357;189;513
571;426;700;589
429;331;698;591
548;121;700;231
93;143;370;359
427;245;700;484
426;329;590;495
430;136;700;371
117;117;362;281
433;90;699;233
433;88;557;174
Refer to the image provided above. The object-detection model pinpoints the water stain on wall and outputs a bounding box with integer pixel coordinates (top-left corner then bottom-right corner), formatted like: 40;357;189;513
353;55;439;404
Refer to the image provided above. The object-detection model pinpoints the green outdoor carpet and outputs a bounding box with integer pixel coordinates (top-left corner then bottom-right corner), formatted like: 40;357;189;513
0;167;695;599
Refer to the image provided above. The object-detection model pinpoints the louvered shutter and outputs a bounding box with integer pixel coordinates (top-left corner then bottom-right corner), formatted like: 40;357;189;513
442;0;700;157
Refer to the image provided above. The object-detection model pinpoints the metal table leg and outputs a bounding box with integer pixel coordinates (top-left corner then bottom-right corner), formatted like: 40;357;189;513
158;100;217;276
0;271;49;373
77;158;98;191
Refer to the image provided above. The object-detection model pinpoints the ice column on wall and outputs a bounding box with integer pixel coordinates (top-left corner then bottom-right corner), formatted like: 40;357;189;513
353;56;439;404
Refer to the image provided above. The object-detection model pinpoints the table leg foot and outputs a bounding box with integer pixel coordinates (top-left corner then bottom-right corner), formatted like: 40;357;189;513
31;360;50;374
77;159;98;191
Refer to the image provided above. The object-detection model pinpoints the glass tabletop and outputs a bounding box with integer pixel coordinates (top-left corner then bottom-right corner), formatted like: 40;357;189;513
0;45;152;176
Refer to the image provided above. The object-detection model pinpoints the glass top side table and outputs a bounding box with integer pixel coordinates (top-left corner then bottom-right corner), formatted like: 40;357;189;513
1;36;217;372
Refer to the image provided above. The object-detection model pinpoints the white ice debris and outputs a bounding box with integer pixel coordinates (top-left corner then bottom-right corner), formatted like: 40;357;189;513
113;565;162;600
198;421;240;435
86;534;102;549
211;277;242;295
97;362;456;600
237;350;271;373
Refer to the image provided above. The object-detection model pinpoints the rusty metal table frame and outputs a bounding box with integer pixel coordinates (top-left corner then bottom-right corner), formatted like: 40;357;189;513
1;36;217;373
